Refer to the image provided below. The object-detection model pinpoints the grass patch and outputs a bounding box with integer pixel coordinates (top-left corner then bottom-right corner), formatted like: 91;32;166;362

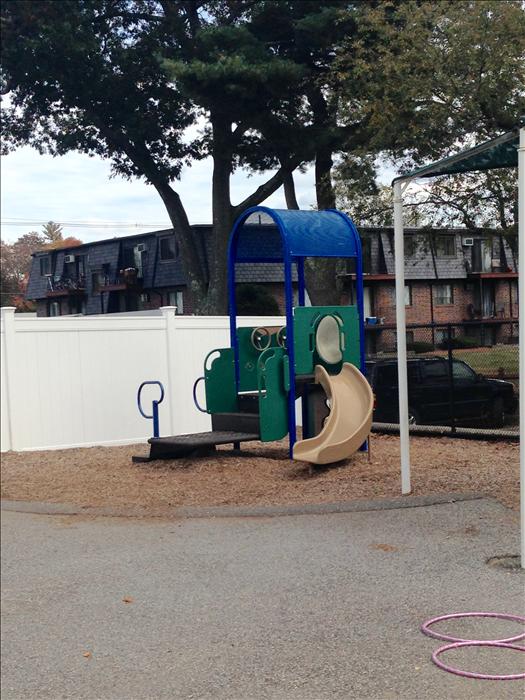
432;344;518;376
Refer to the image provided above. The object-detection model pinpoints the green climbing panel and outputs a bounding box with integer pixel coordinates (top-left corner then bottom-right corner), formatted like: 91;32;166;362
204;347;238;414
257;347;289;442
237;326;281;392
293;305;361;375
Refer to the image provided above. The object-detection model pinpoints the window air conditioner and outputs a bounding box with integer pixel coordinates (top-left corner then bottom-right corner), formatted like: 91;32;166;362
462;237;474;247
64;254;76;263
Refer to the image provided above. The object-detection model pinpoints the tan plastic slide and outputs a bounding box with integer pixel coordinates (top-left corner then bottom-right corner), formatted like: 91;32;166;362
293;363;374;465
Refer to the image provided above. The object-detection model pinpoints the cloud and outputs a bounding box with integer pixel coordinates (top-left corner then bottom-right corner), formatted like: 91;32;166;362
1;145;397;243
0;147;317;243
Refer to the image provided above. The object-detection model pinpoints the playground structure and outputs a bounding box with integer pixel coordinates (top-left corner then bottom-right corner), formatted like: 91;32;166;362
135;206;373;465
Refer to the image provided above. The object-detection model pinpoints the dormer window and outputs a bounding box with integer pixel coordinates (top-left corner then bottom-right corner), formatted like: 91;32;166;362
40;256;50;276
435;235;456;257
159;235;178;261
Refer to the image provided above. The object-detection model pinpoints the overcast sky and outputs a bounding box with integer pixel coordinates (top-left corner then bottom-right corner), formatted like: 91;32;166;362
0;147;321;243
1;146;397;244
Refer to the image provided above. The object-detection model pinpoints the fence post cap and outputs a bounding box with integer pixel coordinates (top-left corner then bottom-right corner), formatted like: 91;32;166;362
1;307;16;318
160;305;177;316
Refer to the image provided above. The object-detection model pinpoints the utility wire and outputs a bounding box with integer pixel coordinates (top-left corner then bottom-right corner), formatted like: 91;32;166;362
1;219;173;228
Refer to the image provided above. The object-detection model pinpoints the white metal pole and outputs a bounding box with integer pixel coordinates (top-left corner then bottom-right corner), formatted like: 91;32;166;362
518;127;525;567
393;180;411;494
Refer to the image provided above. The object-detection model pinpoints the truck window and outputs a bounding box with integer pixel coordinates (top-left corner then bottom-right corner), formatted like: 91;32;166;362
421;360;448;380
452;360;477;382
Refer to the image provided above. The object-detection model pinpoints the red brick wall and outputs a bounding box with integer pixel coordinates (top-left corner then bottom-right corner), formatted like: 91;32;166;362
432;283;471;324
372;280;486;325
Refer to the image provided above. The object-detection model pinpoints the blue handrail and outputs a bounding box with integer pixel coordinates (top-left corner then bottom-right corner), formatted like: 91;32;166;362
137;381;165;438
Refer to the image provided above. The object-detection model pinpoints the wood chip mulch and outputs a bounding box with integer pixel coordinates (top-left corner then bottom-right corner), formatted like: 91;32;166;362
0;434;519;513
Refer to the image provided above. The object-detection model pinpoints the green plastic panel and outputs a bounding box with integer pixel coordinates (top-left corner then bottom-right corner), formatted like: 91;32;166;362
257;347;289;442
204;348;238;414
237;326;281;392
293;306;361;375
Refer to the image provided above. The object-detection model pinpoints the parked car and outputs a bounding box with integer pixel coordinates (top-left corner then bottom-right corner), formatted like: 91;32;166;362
366;357;517;428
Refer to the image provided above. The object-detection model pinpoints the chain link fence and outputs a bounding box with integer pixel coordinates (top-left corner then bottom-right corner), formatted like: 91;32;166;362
365;320;519;439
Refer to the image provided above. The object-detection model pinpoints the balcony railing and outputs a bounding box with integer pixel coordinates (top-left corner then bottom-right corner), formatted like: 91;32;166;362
465;303;518;320
46;275;86;297
97;268;142;291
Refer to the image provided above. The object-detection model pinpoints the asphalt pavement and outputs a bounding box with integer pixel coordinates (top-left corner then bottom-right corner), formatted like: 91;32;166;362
1;498;524;699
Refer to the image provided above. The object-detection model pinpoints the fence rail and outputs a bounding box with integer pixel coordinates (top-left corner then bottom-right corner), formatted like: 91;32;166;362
0;307;286;452
1;309;519;452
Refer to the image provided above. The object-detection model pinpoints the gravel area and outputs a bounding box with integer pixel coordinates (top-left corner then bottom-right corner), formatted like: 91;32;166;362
1;434;519;513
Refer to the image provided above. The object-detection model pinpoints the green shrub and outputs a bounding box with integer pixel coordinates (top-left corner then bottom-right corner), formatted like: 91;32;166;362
408;341;434;354
438;336;480;350
236;284;280;316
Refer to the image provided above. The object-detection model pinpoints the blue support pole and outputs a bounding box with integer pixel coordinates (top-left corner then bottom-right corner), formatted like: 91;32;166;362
296;258;309;437
284;256;296;457
227;225;240;388
152;401;160;438
137;381;165;439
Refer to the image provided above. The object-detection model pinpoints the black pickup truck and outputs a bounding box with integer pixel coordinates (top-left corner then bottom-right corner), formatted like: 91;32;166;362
366;357;517;428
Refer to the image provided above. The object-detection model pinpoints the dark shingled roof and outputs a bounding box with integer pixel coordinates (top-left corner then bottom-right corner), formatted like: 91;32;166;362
26;223;517;302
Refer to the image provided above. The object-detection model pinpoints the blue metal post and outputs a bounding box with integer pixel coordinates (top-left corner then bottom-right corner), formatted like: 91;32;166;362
296;258;309;437
227;219;240;387
152;401;160;438
283;256;296;457
137;381;165;438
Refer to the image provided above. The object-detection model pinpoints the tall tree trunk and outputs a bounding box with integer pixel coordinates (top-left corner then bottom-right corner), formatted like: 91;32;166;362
154;181;210;313
207;117;234;315
283;171;299;210
305;146;342;306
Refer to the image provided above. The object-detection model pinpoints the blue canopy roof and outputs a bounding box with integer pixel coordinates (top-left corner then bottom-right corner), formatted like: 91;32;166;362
230;206;361;262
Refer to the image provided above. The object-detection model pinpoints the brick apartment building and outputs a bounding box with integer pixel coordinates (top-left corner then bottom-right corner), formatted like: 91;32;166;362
348;227;519;353
27;224;518;351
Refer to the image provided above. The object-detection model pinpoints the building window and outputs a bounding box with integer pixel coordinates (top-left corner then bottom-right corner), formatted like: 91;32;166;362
435;327;455;345
48;301;60;317
434;283;453;305
159;235;178;261
91;272;106;293
40;256;50;276
435;235;456;257
361;236;372;273
404;236;416;257
393;284;412;306
167;290;184;314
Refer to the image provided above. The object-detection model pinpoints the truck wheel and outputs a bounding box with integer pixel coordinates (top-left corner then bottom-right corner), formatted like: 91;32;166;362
408;406;420;426
491;398;505;428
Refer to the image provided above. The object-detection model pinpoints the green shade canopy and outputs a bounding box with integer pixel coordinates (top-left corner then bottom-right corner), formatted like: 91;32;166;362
393;122;522;183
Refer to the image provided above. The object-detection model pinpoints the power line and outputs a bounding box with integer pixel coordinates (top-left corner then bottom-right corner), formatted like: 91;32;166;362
1;219;173;229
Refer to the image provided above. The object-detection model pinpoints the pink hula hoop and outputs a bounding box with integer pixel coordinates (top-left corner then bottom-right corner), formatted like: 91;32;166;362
432;641;525;681
421;612;525;644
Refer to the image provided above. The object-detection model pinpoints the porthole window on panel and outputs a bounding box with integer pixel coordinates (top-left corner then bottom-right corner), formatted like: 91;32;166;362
159;235;178;261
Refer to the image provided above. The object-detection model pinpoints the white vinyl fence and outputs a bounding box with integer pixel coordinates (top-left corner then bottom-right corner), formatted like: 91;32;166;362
0;307;285;452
